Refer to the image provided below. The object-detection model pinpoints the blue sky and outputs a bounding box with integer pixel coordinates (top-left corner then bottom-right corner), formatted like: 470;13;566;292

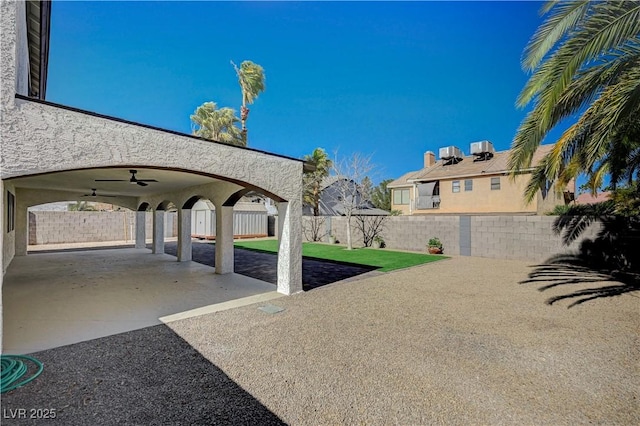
47;1;554;182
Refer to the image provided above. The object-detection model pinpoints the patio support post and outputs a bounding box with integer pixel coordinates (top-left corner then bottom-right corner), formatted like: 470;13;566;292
276;199;303;295
135;211;146;249
152;209;165;254
177;209;192;262
15;202;28;256
214;205;234;274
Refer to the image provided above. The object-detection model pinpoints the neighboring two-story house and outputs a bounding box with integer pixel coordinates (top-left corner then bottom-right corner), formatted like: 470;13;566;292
388;141;574;215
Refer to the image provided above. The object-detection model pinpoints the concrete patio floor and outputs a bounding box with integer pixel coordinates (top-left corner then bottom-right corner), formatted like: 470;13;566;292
2;248;280;354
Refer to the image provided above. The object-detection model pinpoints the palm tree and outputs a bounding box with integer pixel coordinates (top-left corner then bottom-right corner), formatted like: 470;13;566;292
231;60;266;145
509;0;640;202
68;201;96;211
303;148;332;216
190;101;244;147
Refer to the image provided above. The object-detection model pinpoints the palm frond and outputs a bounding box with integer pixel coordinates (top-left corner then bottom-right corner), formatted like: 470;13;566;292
190;101;244;146
522;0;591;72
233;60;266;105
520;2;640;111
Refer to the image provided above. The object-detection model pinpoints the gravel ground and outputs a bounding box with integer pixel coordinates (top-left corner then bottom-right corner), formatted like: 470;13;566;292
3;256;638;425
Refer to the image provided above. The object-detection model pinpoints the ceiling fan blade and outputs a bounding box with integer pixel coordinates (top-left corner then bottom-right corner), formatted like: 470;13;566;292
82;188;118;197
137;179;158;182
136;181;148;187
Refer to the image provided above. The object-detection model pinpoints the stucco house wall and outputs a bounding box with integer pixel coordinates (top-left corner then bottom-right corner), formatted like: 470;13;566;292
428;174;538;214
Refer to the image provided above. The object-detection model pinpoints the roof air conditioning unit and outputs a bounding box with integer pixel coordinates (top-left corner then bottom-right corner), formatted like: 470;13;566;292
470;140;495;161
439;146;463;161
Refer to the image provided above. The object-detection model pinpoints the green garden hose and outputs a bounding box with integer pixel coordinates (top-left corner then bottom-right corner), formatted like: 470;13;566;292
0;355;44;393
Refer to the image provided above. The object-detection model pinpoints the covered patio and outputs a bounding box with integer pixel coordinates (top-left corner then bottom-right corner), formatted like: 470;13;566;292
3;247;282;354
1;0;306;353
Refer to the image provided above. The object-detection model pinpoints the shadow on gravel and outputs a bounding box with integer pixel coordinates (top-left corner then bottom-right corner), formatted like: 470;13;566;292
1;325;285;425
520;216;640;307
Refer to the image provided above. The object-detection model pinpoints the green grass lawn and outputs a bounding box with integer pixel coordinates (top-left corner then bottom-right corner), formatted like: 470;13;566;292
234;240;447;272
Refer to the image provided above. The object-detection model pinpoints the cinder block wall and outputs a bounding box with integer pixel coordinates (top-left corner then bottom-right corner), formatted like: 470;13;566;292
309;215;600;263
29;211;177;245
469;215;599;261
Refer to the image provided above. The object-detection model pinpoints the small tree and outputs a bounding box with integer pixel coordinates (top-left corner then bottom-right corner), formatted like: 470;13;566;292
331;152;376;250
354;214;387;247
302;216;327;242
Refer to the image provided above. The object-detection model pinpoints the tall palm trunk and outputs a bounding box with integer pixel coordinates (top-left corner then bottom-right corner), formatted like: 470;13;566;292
232;60;265;147
240;105;249;145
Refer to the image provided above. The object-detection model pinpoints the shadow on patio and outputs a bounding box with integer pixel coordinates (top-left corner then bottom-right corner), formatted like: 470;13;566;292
163;241;378;291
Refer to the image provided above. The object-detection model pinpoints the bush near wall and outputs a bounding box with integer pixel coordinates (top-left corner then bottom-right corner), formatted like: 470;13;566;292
307;215;600;263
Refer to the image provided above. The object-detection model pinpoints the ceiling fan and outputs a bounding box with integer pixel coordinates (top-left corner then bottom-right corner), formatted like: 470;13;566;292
81;188;117;198
95;169;158;187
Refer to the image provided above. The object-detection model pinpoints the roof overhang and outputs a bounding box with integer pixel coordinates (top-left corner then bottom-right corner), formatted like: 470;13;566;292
407;169;532;184
26;0;51;99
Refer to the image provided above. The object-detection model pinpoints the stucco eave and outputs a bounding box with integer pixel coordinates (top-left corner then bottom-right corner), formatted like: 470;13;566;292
2;97;303;202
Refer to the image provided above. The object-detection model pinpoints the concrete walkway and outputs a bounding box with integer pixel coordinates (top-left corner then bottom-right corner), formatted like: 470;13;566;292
3;256;638;424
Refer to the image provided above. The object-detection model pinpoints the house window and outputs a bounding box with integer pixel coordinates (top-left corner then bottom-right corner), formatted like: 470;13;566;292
452;181;460;193
393;189;410;205
491;177;501;190
7;191;15;232
464;179;473;191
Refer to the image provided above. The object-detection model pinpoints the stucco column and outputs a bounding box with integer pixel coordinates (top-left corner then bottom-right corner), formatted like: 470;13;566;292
215;205;234;274
152;210;165;254
135;211;146;249
277;199;303;295
177;209;192;262
15;203;28;256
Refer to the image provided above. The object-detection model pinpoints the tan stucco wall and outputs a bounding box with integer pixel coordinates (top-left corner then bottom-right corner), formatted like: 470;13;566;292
391;174;548;215
434;175;537;214
535;180;575;214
